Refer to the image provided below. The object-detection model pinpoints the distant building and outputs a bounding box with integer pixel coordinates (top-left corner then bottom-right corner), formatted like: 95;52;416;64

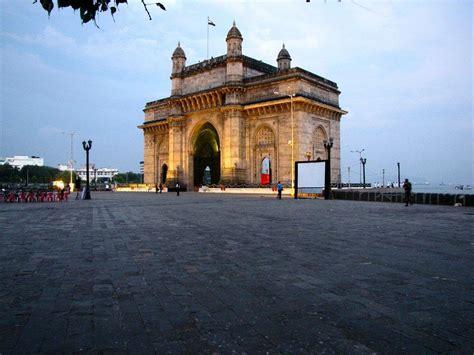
57;164;69;171
0;155;44;169
76;165;119;182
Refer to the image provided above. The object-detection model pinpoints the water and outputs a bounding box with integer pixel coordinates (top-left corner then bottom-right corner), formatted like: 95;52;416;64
410;185;473;195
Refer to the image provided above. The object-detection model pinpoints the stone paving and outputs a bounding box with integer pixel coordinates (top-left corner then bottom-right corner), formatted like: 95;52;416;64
0;192;473;354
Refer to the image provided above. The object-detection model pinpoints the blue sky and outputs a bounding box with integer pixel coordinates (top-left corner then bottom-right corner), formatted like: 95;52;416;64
0;0;472;185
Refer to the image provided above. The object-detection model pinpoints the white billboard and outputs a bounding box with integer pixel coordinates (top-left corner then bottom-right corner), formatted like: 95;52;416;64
297;161;326;188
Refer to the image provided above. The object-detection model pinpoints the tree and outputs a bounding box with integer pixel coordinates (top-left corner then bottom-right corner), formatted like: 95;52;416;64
0;164;21;183
34;0;166;25
113;172;140;183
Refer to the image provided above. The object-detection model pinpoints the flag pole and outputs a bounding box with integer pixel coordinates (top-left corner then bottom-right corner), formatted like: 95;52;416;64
207;16;209;60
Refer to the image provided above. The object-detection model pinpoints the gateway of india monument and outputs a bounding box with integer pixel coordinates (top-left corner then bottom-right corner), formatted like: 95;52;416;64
139;22;347;190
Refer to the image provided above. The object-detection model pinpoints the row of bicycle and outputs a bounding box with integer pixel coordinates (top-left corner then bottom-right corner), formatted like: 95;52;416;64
1;190;71;203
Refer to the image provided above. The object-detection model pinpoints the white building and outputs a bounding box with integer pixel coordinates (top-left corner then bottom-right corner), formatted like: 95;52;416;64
0;155;44;169
76;165;119;182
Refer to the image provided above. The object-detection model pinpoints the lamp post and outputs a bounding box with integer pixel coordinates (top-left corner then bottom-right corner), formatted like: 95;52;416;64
397;162;401;187
82;140;92;200
360;158;367;188
274;90;295;195
323;137;334;200
348;166;351;189
62;131;75;189
351;149;365;185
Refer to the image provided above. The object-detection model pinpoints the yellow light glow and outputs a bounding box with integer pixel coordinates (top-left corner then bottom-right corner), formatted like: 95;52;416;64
53;180;65;190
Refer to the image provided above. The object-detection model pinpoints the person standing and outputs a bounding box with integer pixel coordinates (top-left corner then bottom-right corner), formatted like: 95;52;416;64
75;177;82;200
276;181;283;200
403;178;412;206
155;183;158;194
176;182;180;196
159;183;163;194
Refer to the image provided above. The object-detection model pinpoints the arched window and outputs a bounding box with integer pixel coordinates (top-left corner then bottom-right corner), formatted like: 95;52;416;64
203;166;211;185
313;126;328;160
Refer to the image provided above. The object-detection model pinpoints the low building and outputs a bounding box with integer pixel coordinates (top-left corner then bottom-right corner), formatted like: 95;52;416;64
76;165;119;182
0;155;44;169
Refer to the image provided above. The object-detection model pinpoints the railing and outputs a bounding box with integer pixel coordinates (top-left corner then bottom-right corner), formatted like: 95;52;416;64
332;189;473;207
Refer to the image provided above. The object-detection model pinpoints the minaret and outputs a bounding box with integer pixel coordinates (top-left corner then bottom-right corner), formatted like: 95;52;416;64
277;43;291;71
225;21;244;83
171;42;186;96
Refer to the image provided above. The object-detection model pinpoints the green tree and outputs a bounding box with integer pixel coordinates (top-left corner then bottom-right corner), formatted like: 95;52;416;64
21;165;59;183
113;172;140;183
0;164;21;183
34;0;166;24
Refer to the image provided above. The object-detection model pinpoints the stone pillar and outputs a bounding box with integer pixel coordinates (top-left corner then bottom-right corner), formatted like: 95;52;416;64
330;116;342;184
143;133;155;185
167;116;185;186
221;105;246;184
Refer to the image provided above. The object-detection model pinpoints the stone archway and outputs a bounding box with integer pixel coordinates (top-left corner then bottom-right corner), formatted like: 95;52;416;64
254;125;276;184
193;123;220;186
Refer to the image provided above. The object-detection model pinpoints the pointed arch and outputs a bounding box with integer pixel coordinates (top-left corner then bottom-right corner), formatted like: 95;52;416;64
313;125;328;160
190;122;221;186
254;125;276;185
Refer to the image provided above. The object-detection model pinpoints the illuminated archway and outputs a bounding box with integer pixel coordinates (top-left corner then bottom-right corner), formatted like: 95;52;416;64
193;123;220;186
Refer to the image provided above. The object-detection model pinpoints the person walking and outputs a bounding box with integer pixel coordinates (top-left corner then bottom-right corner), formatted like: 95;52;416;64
403;178;412;206
276;181;283;200
155;183;158;194
159;183;163;194
176;182;180;196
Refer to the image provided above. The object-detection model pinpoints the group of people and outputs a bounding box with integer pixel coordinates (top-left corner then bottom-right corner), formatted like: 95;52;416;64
155;183;181;196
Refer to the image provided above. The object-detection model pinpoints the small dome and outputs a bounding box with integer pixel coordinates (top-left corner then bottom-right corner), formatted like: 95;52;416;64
172;42;186;58
277;44;291;61
226;21;243;40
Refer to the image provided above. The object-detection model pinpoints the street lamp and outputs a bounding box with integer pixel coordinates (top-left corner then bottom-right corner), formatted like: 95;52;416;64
82;140;92;200
360;158;367;188
274;90;295;195
62;131;75;190
324;137;334;200
351;149;365;185
397;162;401;187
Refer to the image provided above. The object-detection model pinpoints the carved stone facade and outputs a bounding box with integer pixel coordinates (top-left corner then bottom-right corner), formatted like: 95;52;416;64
139;23;347;189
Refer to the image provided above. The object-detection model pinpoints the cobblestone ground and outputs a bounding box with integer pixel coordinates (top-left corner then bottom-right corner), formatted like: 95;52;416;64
0;192;473;354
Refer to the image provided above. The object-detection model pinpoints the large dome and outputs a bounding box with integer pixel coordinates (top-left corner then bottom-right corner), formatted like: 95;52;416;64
226;21;243;40
172;42;186;58
277;44;291;60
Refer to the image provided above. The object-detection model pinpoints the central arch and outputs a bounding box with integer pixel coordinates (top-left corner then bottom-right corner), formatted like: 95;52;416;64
193;123;220;186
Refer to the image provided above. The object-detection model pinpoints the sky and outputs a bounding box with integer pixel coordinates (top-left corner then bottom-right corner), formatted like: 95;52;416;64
0;0;472;185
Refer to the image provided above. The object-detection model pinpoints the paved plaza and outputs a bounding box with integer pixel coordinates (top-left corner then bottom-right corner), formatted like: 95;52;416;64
0;192;473;353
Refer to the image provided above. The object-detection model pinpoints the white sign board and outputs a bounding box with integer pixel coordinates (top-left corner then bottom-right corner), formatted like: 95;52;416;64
297;161;326;188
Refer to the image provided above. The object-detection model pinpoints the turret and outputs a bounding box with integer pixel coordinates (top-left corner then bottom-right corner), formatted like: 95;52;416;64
225;22;244;83
171;42;186;96
226;21;243;57
277;43;291;71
